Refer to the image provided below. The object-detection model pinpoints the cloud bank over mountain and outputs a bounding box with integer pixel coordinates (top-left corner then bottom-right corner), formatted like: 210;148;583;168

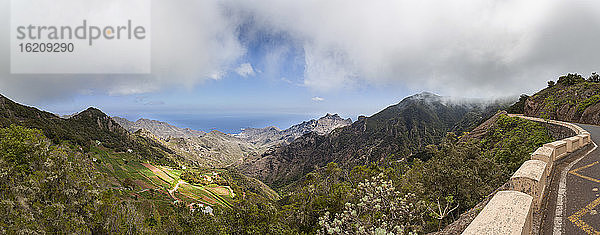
229;0;600;96
1;0;600;103
0;0;244;102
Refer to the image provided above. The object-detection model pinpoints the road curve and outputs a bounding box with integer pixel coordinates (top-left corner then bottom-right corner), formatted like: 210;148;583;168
543;124;600;234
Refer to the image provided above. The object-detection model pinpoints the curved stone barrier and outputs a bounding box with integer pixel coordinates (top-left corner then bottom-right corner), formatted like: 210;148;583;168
509;160;547;210
578;134;591;146
531;146;554;170
565;136;581;153
463;114;591;235
543;140;567;161
462;191;533;235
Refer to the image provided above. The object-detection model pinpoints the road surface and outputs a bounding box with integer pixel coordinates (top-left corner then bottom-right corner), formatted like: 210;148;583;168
542;124;600;234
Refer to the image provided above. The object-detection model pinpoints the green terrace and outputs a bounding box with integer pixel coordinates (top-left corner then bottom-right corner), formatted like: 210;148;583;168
90;146;234;208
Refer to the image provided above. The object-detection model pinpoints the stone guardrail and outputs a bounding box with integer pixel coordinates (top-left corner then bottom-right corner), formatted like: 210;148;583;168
462;114;591;235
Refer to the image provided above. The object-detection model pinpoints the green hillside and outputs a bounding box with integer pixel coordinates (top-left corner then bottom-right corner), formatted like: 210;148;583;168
524;73;600;123
240;92;510;188
0;94;283;233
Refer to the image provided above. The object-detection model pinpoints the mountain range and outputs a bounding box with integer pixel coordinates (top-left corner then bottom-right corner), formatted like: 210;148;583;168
1;91;511;190
238;92;511;188
111;113;353;169
112;116;206;139
0;90;519;233
234;113;352;147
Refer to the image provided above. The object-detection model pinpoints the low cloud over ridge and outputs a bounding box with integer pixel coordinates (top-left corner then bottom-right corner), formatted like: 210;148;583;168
1;0;600;103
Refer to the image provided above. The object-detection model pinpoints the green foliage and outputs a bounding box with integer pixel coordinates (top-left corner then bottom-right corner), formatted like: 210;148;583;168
181;170;228;186
280;162;352;234
587;72;600;82
577;95;600;114
401;135;502;231
506;94;529;114
0;125;46;176
396;115;551;232
557;73;585;86
319;174;425;234
0;125;106;233
481;115;554;176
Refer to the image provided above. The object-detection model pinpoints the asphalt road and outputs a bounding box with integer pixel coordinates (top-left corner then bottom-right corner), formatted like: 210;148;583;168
547;124;600;234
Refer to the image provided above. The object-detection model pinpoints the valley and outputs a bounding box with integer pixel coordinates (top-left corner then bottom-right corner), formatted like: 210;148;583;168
2;74;600;234
1;1;596;233
89;145;234;208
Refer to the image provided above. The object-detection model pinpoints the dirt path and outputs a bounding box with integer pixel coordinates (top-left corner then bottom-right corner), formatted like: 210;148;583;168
168;180;185;201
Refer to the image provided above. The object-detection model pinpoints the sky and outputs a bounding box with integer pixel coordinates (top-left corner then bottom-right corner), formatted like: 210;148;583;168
1;0;600;133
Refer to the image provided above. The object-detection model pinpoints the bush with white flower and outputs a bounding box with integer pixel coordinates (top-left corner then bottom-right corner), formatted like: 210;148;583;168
319;173;424;234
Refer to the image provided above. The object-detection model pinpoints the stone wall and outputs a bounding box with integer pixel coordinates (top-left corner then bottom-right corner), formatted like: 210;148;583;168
462;114;591;235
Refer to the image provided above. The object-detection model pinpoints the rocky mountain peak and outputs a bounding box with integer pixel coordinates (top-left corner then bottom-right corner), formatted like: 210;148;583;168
235;113;352;147
400;92;444;104
74;107;107;118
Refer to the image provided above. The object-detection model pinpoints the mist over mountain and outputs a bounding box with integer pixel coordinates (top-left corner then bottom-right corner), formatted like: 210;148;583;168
239;92;512;188
1;0;597;232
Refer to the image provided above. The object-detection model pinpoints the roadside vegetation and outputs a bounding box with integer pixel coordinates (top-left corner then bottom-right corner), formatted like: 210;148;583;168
0;113;553;234
531;73;600;120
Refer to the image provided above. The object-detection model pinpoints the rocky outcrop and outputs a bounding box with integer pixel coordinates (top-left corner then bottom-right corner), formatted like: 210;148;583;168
460;111;507;141
235;113;352;147
524;81;600;125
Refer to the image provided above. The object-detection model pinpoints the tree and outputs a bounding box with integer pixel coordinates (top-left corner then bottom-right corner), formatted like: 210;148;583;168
427;195;459;232
557;73;585;86
506;94;529;114
547;80;555;87
588;72;600;82
281;162;351;234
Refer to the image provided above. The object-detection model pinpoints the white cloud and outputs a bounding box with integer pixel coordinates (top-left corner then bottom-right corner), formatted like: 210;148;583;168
0;0;245;102
2;0;600;103
226;0;600;97
311;96;324;101
235;63;256;77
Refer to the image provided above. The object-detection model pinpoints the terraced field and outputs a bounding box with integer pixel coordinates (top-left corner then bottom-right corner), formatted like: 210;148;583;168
91;146;235;208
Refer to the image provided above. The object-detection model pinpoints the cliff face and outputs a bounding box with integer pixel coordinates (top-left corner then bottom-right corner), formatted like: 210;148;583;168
524;80;600;124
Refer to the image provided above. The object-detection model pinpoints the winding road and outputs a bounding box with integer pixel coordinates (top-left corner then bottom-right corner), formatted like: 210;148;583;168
542;124;600;234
